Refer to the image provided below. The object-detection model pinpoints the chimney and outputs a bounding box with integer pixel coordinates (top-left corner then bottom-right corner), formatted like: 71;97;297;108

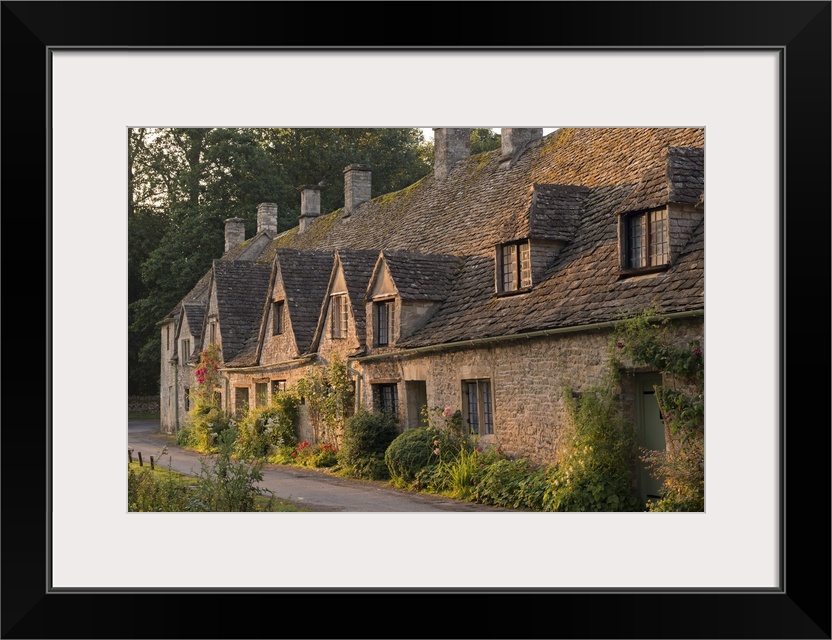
433;128;470;179
257;202;278;234
343;164;372;217
298;185;322;234
500;128;543;164
224;217;246;252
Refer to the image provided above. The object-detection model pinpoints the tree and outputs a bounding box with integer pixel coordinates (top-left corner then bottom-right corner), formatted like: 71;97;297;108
128;128;432;395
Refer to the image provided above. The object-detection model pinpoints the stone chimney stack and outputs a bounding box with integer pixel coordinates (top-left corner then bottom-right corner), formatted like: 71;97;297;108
500;128;543;164
257;202;278;234
224;217;246;252
298;185;322;234
343;164;372;217
433;128;470;179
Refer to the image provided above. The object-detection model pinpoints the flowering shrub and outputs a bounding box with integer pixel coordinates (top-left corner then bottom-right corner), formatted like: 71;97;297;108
234;394;300;460
193;343;222;407
289;440;338;468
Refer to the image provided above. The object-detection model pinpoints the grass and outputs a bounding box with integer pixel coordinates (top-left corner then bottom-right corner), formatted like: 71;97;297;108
128;412;160;420
127;460;311;512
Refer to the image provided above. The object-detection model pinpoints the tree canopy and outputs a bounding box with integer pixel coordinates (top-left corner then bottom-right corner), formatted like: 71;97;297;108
129;127;436;395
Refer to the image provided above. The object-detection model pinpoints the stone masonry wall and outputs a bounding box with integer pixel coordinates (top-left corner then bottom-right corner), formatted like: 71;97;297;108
358;316;703;465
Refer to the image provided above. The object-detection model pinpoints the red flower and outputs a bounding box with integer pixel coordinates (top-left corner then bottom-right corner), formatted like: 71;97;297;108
616;342;624;349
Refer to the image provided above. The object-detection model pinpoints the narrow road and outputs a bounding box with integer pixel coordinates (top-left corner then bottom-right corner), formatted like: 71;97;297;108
128;420;509;512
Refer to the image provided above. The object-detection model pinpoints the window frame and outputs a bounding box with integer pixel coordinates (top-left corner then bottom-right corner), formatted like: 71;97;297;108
180;338;191;362
372;383;399;416
330;294;348;340
496;239;532;295
271;379;286;397
620;207;671;275
272;300;285;336
255;381;269;407
374;299;394;346
462;379;494;436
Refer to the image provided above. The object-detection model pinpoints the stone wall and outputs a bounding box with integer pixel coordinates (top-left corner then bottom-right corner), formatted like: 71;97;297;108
128;395;160;413
357;316;703;465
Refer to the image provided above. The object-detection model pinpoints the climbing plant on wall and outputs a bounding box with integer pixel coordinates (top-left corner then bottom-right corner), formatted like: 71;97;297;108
296;353;354;448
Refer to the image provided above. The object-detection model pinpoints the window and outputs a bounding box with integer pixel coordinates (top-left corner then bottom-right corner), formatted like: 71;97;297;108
255;382;268;407
331;294;348;339
373;383;398;415
374;300;393;346
463;379;494;435
180;339;190;361
623;208;669;271
497;241;531;293
234;387;249;418
166;326;170;351
271;380;286;397
272;301;284;335
209;322;217;345
184;387;190;412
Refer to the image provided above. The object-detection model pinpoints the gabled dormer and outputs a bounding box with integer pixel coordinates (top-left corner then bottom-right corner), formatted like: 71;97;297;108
256;248;334;364
365;250;462;349
176;302;205;365
310;249;378;357
616;147;704;277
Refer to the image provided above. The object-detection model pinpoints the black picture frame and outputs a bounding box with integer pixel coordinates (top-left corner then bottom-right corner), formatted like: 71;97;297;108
3;2;829;638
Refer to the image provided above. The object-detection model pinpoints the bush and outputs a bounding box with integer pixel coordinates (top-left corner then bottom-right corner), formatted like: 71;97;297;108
338;410;399;479
175;426;195;448
543;388;640;512
385;427;443;486
471;458;552;511
187;428;271;511
188;406;234;453
235;395;300;460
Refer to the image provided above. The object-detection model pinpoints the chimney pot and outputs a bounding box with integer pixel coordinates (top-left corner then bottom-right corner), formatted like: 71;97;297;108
343;164;372;216
256;203;278;234
433;128;470;179
224;217;246;253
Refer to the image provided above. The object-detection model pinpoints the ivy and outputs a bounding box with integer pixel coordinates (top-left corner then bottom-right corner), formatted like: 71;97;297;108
296;354;354;448
613;309;705;512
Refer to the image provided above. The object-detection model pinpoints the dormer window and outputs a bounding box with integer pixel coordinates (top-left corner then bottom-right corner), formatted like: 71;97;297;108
272;300;284;335
331;294;348;339
496;240;531;294
622;208;670;273
374;300;394;346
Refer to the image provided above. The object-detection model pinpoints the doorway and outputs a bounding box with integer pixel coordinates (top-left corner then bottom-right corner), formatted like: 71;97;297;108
636;372;666;503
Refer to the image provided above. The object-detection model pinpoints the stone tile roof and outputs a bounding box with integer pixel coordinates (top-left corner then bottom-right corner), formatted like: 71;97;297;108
272;128;703;258
212;260;272;362
169;127;705;359
377;250;464;301
529;184;590;242
275;249;334;355
335;249;380;348
667;147;705;204
223;230;275;262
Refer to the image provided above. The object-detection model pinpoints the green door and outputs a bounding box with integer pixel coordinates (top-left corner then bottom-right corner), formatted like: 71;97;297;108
637;373;666;502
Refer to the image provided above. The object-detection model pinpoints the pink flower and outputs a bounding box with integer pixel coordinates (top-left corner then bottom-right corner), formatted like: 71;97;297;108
433;440;439;446
433;448;440;456
443;407;453;418
476;446;482;452
693;347;702;357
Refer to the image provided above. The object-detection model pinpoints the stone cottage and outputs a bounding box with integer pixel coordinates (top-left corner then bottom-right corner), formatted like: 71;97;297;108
158;127;704;501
